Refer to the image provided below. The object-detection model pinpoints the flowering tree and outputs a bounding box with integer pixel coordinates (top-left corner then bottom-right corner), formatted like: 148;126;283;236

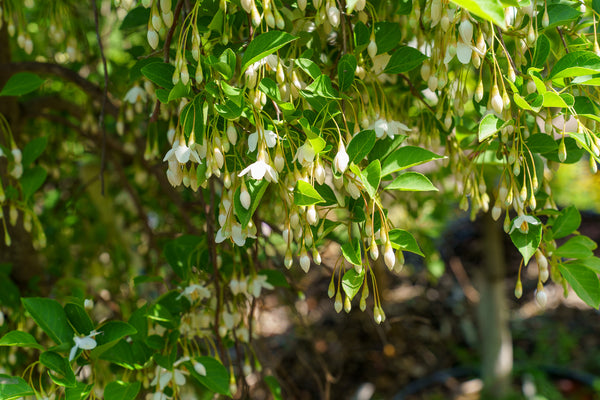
1;0;600;398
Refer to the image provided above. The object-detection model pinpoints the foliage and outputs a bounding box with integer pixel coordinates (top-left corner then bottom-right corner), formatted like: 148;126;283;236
0;0;600;398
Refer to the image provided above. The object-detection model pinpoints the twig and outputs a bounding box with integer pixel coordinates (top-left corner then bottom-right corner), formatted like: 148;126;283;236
557;26;569;53
150;0;185;122
399;73;437;116
92;0;109;196
495;26;519;76
0;62;119;115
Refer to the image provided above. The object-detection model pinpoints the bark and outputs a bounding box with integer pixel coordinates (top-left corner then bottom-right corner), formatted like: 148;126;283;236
477;213;513;397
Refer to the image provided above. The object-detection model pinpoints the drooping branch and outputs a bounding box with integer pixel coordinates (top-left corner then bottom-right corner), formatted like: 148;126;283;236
0;61;120;116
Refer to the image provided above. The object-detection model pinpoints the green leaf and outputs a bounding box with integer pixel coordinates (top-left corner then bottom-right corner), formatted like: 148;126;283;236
374;21;401;55
120;6;150;30
295;58;321;80
353;21;370;51
234;180;269;227
555;237;594;259
388;229;424;256
21;166;47;200
258;270;289;288
550;205;581;240
259;77;281;102
0;374;35;400
531;35;550;68
0;330;44;350
130;58;161;83
22;137;47;167
66;382;94;400
264;376;283;400
381;146;443;177
241;31;297;74
303;74;340;99
314;183;338;206
509;217;542;265
542;137;584;164
347;130;376;164
22;297;74;345
360;160;381;199
449;0;506;29
188;356;231;395
214;100;242;120
540;4;581;30
163;235;201;280
0;72;44;96
558;262;600;309
337;54;356;92
99;339;152;370
384;46;428;74
579;257;600;274
368;134;407;162
141;62;175;89
478;114;503;142
342;268;365;301
91;321;138;358
104;381;141;400
386;171;438;192
40;351;77;387
341;237;362;266
542;91;568;108
167;81;190;102
549;51;600;80
64;303;95;335
293;180;325;206
526;134;558;153
218;48;236;80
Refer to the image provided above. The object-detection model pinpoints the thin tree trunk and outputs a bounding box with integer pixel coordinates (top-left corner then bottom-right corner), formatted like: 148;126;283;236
477;213;513;397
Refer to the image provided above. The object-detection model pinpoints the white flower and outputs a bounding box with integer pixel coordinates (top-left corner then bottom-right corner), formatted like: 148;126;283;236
123;85;147;104
238;150;278;182
295;141;315;167
84;299;94;310
69;330;100;361
372;118;388;139
333;140;349;174
178;284;211;302
509;214;540;234
371;54;391;74
194;361;207;376
166;160;183;187
11;148;22;164
248;129;278;153
250;274;274;297
151;366;187;392
231;223;247;246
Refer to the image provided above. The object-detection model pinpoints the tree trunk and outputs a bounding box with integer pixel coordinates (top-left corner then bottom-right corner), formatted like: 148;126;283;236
477;213;513;398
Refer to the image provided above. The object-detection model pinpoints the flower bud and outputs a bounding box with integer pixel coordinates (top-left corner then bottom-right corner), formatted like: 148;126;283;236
558;138;567;162
474;79;484;102
299;248;310;272
284;248;293;269
147;29;159;49
514;279;523;299
369;237;379;260
306;205;318;225
333;141;349;174
535;286;547;308
312;248;321;265
383;241;395;269
344;295;351;312
240;181;251;210
542;9;549;28
367;38;377;59
334;292;343;313
491;84;503;114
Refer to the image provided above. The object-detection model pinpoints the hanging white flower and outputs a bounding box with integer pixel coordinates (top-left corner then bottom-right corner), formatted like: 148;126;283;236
123;85;147;104
250;274;274;297
294;141;315;166
178;284;211;302
333;140;349;174
509;214;540;234
372;118;388;138
248;129;278;152
238;150;278;182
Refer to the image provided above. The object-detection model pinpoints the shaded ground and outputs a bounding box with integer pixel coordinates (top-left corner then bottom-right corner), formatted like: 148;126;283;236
250;213;600;400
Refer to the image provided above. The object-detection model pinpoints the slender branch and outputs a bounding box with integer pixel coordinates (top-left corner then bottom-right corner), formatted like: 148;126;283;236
557;26;569;53
0;62;119;116
150;0;185;122
495;26;518;76
399;74;436;116
92;0;109;195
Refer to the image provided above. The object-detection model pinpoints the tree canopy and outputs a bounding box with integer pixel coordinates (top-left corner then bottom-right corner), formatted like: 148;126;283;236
1;0;600;398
